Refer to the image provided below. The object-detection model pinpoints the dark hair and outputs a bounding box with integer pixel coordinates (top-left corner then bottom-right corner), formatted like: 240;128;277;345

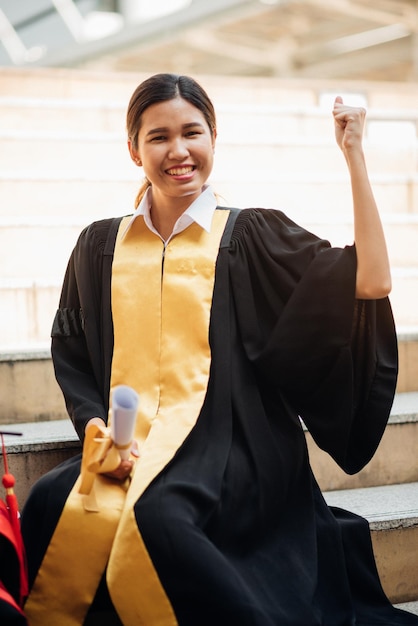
126;73;217;207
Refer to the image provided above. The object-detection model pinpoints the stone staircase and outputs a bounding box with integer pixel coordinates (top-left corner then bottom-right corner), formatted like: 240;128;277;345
0;67;417;616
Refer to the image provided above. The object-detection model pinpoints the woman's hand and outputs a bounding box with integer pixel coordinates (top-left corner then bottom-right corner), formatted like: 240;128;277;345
104;459;135;482
104;439;140;481
333;96;366;157
332;96;366;158
85;418;139;481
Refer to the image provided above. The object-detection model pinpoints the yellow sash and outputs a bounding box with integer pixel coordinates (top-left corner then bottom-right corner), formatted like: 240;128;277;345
25;209;229;626
24;466;128;625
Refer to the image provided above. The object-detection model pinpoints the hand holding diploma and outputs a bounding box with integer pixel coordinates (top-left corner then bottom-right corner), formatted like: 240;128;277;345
83;385;140;483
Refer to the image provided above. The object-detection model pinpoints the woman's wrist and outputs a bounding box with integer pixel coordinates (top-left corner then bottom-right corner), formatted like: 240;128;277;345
85;417;106;432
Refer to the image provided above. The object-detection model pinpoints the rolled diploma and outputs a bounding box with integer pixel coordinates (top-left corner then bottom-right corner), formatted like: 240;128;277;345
111;385;139;460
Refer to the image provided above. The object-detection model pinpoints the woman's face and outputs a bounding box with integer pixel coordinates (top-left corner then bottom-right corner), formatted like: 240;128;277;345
130;96;216;209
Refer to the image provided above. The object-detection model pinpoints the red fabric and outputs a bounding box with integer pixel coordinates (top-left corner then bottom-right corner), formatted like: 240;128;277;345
0;497;28;604
1;433;28;611
0;580;26;616
0;500;16;547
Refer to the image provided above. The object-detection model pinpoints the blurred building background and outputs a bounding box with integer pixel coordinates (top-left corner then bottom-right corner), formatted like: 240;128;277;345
1;0;418;349
1;0;418;80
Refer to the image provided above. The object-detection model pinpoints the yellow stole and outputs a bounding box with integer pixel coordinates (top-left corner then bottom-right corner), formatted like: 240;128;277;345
25;209;230;626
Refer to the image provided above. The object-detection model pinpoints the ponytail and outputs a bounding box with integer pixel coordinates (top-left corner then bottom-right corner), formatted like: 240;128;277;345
134;178;151;209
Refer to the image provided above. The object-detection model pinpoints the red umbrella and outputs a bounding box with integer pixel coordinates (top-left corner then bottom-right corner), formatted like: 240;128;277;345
0;431;28;623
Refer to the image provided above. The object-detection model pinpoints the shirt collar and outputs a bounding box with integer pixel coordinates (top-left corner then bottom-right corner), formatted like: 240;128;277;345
122;185;217;242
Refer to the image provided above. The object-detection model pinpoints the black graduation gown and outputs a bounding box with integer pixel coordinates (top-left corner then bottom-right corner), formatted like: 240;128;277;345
21;208;418;625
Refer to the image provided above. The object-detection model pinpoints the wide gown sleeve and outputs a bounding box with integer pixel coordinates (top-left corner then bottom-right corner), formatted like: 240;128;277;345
229;208;398;474
51;219;118;441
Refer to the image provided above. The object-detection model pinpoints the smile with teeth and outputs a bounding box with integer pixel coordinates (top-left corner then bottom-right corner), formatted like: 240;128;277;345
166;166;195;175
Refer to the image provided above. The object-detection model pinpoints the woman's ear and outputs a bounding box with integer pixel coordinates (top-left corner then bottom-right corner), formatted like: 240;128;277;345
127;139;142;166
212;128;217;152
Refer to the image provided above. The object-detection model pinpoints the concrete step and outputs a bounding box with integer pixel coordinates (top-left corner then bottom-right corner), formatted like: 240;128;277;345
0;96;127;134
2;346;418;424
390;269;418;328
324;482;418;604
0;281;60;349
0;221;85;280
0;130;133;173
216;139;417;178
215;173;418;217
0;173;138;218
398;330;418;394
295;215;418;268
308;391;418;491
0;351;67;424
0;420;80;507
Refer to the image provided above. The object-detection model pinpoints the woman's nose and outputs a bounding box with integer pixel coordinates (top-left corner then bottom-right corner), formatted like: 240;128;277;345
168;138;189;159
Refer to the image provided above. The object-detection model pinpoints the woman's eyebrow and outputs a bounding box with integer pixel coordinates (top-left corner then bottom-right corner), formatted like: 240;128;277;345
146;122;205;137
146;127;168;137
182;122;205;129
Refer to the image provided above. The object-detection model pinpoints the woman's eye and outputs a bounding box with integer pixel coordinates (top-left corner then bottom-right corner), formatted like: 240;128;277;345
150;135;166;142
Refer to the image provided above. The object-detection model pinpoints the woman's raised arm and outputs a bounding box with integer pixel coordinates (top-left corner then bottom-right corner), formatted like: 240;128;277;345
333;96;392;299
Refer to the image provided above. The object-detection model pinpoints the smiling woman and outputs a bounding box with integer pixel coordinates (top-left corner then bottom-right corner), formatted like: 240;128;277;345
20;73;418;626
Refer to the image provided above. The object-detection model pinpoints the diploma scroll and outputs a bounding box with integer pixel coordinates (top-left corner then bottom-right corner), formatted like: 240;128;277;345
111;385;140;460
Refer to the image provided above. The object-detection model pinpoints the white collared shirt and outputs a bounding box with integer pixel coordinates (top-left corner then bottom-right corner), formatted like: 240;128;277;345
123;184;218;243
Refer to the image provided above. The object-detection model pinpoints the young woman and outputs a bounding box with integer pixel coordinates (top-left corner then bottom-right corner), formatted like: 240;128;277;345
21;73;418;625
